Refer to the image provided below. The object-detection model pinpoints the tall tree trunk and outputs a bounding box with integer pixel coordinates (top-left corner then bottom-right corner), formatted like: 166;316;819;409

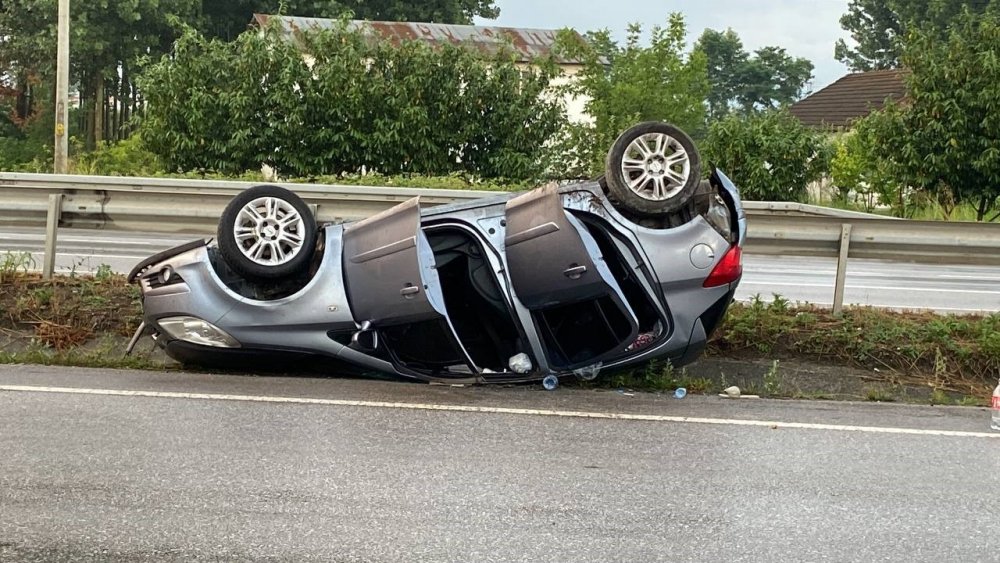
110;84;119;142
130;84;139;136
82;79;93;150
121;65;131;136
15;79;31;121
94;76;104;147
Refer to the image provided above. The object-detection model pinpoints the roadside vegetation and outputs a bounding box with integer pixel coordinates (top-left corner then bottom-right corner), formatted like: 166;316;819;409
4;2;997;218
1;253;996;404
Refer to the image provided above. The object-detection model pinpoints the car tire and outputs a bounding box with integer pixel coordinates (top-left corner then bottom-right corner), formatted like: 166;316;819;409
604;122;702;217
217;185;317;280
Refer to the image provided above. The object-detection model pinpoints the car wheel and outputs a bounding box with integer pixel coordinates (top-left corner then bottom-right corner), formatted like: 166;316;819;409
604;122;702;217
217;185;317;280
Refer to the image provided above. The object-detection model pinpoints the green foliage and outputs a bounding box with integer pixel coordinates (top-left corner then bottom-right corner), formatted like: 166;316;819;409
0;135;48;170
0;0;202;148
853;11;1000;220
829;129;907;213
712;299;1000;393
695;28;814;120
702;109;831;201
72;137;164;176
0;86;56;171
835;0;1000;71
0;252;36;284
865;386;897;402
552;15;709;177
94;264;114;282
139;23;565;180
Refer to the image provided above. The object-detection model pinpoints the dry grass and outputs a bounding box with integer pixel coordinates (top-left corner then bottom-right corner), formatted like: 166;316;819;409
1;255;997;401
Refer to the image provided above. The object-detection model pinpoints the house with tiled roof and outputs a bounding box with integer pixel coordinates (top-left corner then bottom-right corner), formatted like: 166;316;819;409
790;69;907;129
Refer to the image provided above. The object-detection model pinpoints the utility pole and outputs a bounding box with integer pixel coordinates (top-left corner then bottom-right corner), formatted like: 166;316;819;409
54;0;70;174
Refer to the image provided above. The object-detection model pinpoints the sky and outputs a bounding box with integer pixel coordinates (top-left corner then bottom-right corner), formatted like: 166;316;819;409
474;0;854;93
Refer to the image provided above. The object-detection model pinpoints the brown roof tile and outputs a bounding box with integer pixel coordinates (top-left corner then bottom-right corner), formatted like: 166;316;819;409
790;69;907;128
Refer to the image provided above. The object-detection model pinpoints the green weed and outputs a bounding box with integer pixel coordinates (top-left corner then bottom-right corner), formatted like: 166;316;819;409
0;252;35;283
763;360;782;395
95;263;114;282
864;386;896;402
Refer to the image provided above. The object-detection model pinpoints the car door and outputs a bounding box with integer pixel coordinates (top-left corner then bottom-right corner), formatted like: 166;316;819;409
504;186;639;369
342;197;479;376
342;197;447;326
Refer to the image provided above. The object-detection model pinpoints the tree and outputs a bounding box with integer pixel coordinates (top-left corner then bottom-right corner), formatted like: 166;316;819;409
829;126;907;213
702;109;831;202
139;23;565;179
0;0;200;150
696;28;814;120
834;0;999;71
553;14;709;177
338;0;499;23
855;10;1000;220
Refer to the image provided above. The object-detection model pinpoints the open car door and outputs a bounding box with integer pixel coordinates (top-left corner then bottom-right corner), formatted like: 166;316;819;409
342;198;475;375
504;186;639;369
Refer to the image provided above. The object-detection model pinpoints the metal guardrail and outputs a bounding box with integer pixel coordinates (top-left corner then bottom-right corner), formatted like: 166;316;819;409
4;172;1000;312
0;172;498;232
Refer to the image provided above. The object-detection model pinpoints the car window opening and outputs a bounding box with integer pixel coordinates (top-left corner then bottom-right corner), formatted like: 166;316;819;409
532;217;668;369
381;227;523;376
536;295;635;368
580;219;664;337
427;228;522;372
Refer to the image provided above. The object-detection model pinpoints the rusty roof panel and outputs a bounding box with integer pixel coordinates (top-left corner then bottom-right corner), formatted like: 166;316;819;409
252;14;585;64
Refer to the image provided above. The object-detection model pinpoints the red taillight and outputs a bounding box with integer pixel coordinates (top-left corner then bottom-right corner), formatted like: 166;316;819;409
703;245;743;288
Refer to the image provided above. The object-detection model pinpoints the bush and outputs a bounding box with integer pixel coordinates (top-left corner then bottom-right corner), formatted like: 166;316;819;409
829;129;906;213
72;137;164;176
139;23;567;181
702;109;831;201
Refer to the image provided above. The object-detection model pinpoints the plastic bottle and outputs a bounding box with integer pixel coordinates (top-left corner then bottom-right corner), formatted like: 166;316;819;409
673;387;687;399
991;379;1000;431
542;375;559;391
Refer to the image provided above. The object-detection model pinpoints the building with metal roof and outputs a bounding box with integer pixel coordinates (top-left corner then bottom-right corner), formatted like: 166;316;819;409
252;14;587;65
251;14;594;124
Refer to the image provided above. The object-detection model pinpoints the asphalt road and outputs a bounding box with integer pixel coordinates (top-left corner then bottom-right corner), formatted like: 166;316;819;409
1;365;998;562
3;226;1000;313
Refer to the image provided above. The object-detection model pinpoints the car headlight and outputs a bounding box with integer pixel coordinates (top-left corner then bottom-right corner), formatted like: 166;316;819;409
157;316;240;348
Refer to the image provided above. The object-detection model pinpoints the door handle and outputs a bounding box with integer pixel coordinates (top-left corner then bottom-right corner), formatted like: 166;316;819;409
563;265;587;279
400;285;420;297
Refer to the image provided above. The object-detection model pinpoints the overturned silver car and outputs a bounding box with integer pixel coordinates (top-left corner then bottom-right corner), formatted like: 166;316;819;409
128;123;746;385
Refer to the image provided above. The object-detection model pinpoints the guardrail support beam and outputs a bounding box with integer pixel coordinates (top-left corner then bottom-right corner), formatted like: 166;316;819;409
833;223;852;315
42;193;63;279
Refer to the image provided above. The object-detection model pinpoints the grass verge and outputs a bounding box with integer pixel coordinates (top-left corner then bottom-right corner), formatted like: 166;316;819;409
1;263;996;404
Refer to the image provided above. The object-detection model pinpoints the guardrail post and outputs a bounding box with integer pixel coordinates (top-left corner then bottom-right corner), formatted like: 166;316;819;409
833;223;852;315
42;193;63;279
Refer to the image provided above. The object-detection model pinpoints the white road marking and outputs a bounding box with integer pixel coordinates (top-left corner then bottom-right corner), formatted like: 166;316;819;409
2;384;998;439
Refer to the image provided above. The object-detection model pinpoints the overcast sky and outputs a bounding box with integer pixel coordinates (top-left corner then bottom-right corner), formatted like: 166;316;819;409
475;0;854;93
